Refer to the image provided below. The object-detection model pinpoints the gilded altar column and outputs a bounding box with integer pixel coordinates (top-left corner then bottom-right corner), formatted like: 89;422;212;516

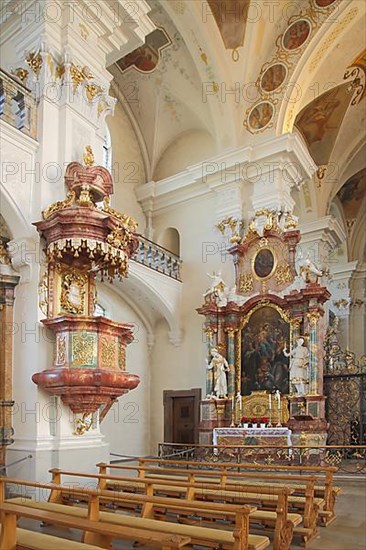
289;320;301;396
226;328;236;398
204;326;215;397
307;312;321;395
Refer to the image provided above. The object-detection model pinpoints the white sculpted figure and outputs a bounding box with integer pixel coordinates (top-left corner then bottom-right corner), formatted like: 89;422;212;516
283;338;309;396
299;253;323;284
207;348;229;398
203;272;228;305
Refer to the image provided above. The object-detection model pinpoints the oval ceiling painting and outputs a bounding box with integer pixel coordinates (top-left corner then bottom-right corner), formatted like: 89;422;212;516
283;20;311;51
315;0;337;6
260;63;287;92
248;102;274;131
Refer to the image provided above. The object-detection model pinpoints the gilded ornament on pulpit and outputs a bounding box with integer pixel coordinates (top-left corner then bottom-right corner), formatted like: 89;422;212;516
32;156;140;424
56;335;66;365
83;145;95;167
77;184;93;207
38;270;48;315
72;332;97;367
73;412;93;435
60;271;87;314
102;196;138;232
100;337;117;369
42;191;75;220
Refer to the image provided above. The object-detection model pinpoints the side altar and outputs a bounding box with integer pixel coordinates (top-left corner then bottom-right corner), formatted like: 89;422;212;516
197;209;330;446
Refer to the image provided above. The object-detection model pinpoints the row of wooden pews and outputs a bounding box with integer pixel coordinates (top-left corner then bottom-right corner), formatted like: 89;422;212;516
0;457;341;550
1;477;263;550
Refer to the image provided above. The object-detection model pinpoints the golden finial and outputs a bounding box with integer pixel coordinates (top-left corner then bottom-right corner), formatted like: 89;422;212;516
83;145;95;167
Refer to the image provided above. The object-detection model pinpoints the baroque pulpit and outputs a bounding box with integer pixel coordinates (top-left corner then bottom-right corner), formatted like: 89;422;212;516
198;209;330;446
32;149;140;433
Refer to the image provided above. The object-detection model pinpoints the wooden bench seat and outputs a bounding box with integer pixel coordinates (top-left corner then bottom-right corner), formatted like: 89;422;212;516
136;458;339;525
95;464;319;543
0;502;191;550
102;478;303;524
6;498;269;550
49;468;302;549
1;478;265;550
0;525;101;550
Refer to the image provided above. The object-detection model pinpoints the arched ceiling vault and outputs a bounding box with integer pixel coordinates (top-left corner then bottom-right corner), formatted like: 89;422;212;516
109;0;365;207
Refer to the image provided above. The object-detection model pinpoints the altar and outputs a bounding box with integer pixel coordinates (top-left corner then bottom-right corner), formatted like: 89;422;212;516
197;209;330;447
213;427;292;447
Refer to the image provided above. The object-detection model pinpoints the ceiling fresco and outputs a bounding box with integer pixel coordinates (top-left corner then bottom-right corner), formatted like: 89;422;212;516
336;168;366;226
206;0;249;53
244;0;341;134
295;84;353;165
108;0;365;200
116;28;171;73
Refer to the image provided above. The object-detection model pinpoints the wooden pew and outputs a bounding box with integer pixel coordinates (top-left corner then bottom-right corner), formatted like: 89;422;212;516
97;461;320;542
0;502;191;550
138;457;340;524
2;477;265;550
48;468;299;550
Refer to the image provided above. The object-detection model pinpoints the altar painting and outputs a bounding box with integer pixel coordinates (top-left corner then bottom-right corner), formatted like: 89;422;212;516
241;306;290;395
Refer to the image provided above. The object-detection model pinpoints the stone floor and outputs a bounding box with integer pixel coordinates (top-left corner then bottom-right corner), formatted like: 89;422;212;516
17;478;366;550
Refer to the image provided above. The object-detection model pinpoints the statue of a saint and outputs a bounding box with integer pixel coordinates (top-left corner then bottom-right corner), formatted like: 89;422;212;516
299;253;323;284
203;272;228;305
207;348;229;398
283;337;309;396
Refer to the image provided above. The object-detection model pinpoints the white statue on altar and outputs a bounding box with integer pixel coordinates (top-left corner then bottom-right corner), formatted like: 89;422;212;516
283;338;309;396
203;272;228;306
207;348;229;398
299;253;323;284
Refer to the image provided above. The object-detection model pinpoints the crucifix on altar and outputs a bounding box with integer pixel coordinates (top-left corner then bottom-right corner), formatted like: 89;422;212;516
197;210;330;447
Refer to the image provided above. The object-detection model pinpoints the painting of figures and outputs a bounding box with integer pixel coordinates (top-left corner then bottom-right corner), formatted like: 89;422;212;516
283;20;311;51
241;306;290;395
261;63;287;92
248;102;273;130
117;28;170;73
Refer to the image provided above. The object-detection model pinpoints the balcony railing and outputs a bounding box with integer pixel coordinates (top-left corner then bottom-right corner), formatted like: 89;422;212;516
0;69;37;140
133;235;182;281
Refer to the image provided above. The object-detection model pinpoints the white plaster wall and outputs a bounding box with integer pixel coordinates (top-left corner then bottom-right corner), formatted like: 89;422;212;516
148;194;236;450
153;130;216;182
97;284;151;457
107;104;147;231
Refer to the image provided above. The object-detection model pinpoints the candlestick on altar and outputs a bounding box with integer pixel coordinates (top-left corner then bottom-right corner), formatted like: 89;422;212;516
275;389;282;427
230;396;235;427
268;393;272;427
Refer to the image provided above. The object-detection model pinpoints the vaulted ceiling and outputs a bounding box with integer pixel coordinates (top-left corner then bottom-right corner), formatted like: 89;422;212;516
109;0;365;227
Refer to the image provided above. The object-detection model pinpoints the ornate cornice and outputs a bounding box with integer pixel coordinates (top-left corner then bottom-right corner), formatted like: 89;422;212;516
136;133;316;215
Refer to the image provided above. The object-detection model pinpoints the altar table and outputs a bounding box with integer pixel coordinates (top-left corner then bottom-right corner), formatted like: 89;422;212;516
213;427;292;447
